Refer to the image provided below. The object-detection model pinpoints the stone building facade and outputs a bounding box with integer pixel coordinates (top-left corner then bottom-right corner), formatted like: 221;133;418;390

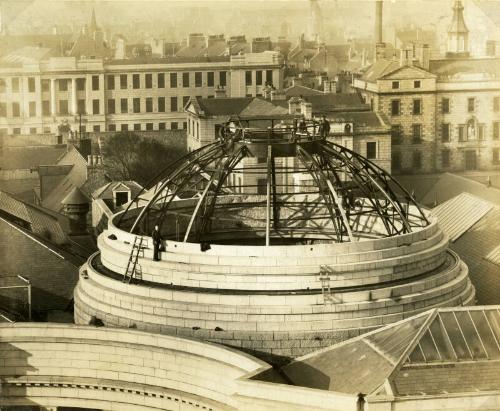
353;0;500;173
0;52;283;137
186;93;391;172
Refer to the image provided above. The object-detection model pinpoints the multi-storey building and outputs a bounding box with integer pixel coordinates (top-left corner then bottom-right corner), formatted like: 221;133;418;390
0;52;283;136
186;92;391;172
353;1;500;173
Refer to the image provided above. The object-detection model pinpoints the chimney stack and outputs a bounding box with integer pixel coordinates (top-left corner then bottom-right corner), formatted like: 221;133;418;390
323;80;337;93
214;85;227;98
415;43;430;70
375;1;383;44
301;101;313;119
399;47;414;67
270;89;286;101
375;42;386;62
288;97;302;115
61;187;90;235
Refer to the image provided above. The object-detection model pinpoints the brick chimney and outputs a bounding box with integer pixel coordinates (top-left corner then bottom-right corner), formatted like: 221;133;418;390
301;101;313;119
270;89;286;101
323;79;337;93
288;97;302;115
399;47;414;66
375;42;386;61
214;86;227;98
414;43;430;70
375;1;383;44
61;186;89;235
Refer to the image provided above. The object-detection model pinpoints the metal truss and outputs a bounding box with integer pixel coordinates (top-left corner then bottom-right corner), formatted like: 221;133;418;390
118;118;429;244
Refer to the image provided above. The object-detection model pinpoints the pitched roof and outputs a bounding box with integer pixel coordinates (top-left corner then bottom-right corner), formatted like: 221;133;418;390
0;145;67;170
69;32;112;60
451;207;500;305
421;172;500;207
92;181;143;200
284;84;325;98
325;44;351;61
0;190;68;244
360;59;401;82
61;186;89;205
429;57;500;80
0;46;55;64
190;97;253;117
282;306;500;398
108;55;230;66
329;111;388;129
239;98;288;117
303;93;368;113
432;192;494;241
41;146;88;212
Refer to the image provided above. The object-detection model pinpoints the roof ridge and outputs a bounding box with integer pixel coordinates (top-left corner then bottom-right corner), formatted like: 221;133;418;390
384;308;438;385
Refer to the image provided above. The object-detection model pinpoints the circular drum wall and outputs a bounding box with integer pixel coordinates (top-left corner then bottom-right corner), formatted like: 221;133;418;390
74;211;475;362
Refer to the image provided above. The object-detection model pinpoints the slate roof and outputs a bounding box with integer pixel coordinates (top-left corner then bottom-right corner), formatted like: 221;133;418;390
451;207;500;305
282;306;500;398
69;32;112;60
61;187;89;205
328;111;388;129
410;172;500;305
0;190;68;245
92;181;143;200
175;41;227;58
485;244;500;267
0;46;55;64
303;93;368;113
108;55;230;66
325;44;351;61
0;34;72;59
190;97;256;117
421;173;500;207
284;85;324;98
0;145;67;170
360;59;401;82
432;192;494;241
41;146;88;212
239;98;288;118
429;57;500;80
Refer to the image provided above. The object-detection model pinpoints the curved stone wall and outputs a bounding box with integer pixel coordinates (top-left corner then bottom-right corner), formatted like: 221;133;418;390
0;323;268;411
74;208;475;360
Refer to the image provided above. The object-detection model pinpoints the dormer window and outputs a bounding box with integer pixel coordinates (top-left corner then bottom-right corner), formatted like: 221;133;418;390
392;81;400;90
114;190;130;207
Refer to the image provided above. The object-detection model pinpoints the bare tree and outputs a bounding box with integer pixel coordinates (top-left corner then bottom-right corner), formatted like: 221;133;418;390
103;132;185;186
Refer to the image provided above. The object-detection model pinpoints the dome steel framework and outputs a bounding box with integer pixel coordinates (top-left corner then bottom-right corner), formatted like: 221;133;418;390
117;118;429;245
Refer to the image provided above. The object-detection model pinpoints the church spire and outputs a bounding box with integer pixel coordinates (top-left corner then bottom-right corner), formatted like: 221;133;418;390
89;7;98;33
446;1;470;57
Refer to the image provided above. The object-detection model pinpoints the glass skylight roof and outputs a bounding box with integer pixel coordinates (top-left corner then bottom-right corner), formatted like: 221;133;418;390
406;308;500;363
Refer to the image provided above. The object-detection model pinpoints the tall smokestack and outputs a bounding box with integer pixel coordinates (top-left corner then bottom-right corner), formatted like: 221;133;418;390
375;1;383;44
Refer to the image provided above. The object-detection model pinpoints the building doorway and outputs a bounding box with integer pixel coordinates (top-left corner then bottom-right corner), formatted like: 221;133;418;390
465;150;477;170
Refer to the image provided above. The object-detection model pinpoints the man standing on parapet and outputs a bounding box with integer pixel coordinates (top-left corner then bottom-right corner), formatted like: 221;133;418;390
321;115;330;138
152;224;163;261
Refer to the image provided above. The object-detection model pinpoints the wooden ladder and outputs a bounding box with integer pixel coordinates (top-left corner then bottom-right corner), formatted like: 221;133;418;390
123;236;144;284
319;265;339;304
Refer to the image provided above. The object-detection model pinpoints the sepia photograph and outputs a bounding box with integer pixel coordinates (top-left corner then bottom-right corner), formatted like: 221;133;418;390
0;0;499;410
